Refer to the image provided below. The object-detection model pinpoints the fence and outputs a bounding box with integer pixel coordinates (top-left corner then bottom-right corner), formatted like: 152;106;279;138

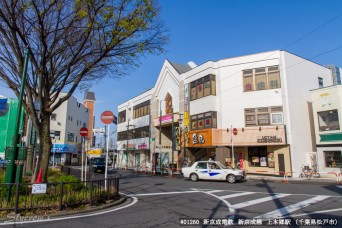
0;177;119;214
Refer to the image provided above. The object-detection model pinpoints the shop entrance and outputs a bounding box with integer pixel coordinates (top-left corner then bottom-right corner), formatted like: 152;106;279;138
278;154;285;175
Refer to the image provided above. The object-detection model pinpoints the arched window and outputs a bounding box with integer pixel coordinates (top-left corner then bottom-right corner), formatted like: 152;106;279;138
165;93;173;114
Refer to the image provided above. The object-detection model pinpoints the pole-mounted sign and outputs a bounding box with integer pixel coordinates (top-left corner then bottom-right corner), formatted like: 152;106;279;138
80;127;88;137
100;110;114;191
101;111;115;125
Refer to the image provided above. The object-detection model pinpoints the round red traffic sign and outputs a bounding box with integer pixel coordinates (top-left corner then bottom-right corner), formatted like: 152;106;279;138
101;110;114;124
80;127;88;137
233;128;238;135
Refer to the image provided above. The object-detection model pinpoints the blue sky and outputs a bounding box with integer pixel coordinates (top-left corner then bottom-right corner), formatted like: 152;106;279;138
1;0;342;140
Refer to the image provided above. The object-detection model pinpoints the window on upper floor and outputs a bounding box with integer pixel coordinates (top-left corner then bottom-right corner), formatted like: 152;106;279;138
191;111;217;131
318;109;340;131
318;77;323;88
190;74;216;101
243;66;280;92
67;132;74;142
133;100;150;119
118;110;126;124
51;113;57;121
245;106;283;127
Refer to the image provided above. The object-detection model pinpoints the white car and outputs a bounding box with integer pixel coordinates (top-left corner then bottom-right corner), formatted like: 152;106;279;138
182;160;246;183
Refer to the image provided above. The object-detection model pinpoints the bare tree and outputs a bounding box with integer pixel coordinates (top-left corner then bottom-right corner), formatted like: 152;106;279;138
0;0;167;182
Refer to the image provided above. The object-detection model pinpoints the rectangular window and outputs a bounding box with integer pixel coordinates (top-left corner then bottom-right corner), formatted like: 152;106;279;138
67;132;74;142
118;110;126;124
271;113;283;124
243;69;254;92
318;109;340;131
318;77;323;88
248;147;267;167
257;114;270;125
197;114;204;129
51;113;57;121
255;68;267;90
197;78;204;99
243;66;281;92
324;151;342;168
245;107;282;127
190;81;196;101
189;75;216;101
191;116;197;130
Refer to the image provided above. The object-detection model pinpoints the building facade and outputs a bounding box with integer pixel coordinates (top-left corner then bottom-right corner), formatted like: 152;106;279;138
117;50;334;176
311;85;342;175
50;93;89;165
117;89;153;169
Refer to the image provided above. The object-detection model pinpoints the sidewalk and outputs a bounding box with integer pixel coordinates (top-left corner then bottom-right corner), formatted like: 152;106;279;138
124;169;339;184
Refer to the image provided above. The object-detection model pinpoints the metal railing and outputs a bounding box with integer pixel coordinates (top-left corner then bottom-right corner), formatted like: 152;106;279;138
0;177;119;214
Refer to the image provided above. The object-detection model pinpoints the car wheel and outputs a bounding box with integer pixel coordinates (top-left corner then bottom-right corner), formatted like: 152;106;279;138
190;173;199;182
227;174;236;183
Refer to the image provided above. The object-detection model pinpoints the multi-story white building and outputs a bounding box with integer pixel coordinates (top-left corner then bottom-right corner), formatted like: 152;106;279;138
116;89;153;169
117;50;334;176
311;85;342;175
50;93;89;165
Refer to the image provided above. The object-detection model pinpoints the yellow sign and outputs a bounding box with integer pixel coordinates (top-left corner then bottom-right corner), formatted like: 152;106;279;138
184;111;189;126
87;149;101;155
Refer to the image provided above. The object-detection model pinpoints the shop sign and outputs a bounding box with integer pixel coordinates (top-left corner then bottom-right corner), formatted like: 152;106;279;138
138;143;148;150
192;133;205;144
257;136;282;143
32;184;47;194
128;144;136;150
159;114;172;123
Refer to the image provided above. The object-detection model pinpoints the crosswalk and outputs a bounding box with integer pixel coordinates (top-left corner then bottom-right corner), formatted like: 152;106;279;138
195;189;342;219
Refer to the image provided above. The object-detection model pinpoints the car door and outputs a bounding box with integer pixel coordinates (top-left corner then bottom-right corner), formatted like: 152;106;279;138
194;162;209;180
208;162;224;180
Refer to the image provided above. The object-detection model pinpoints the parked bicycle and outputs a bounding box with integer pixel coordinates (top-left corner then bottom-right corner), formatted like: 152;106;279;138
299;164;320;179
299;165;312;179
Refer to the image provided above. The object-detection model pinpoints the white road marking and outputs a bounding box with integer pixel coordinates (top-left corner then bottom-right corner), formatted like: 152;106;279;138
220;192;255;199
206;190;225;194
202;191;236;220
0;195;138;226
255;195;330;219
129;190;200;196
282;207;342;218
231;194;290;209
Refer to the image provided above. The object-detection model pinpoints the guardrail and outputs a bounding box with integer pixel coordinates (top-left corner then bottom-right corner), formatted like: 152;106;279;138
284;171;342;184
255;170;287;183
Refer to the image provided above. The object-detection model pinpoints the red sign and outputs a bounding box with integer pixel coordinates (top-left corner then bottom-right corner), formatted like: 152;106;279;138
80;127;88;137
101;110;114;124
233;128;238;135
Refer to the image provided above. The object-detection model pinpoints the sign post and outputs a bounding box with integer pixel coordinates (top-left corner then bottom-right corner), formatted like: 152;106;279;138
80;127;88;181
231;127;238;168
100;111;115;191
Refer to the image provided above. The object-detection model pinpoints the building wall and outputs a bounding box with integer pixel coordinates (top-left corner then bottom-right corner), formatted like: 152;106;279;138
281;51;332;175
311;85;342;175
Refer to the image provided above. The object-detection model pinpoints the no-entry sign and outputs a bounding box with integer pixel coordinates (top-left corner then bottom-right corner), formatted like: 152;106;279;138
80;127;88;137
233;128;238;135
101;110;115;125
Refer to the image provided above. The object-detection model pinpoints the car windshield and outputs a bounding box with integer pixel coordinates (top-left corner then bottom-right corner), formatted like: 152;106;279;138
216;161;229;169
93;158;105;164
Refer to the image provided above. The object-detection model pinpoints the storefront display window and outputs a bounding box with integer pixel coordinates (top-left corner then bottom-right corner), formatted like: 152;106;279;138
324;151;342;168
248;147;267;167
268;152;275;168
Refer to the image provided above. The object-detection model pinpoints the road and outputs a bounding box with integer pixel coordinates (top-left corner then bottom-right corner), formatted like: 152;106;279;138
2;170;342;227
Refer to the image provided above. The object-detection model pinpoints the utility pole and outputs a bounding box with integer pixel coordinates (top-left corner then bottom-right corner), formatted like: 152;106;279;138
5;47;29;201
159;100;162;176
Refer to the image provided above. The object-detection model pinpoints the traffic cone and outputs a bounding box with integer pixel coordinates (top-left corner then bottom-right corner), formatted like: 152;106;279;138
36;168;42;183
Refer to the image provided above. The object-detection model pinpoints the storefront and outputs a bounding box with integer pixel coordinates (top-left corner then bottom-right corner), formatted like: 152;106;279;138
187;125;290;175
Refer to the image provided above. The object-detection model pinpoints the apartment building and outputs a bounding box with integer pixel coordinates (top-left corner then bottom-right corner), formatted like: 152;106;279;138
117;50;334;176
311;85;342;175
116;89;153;169
50;93;89;165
